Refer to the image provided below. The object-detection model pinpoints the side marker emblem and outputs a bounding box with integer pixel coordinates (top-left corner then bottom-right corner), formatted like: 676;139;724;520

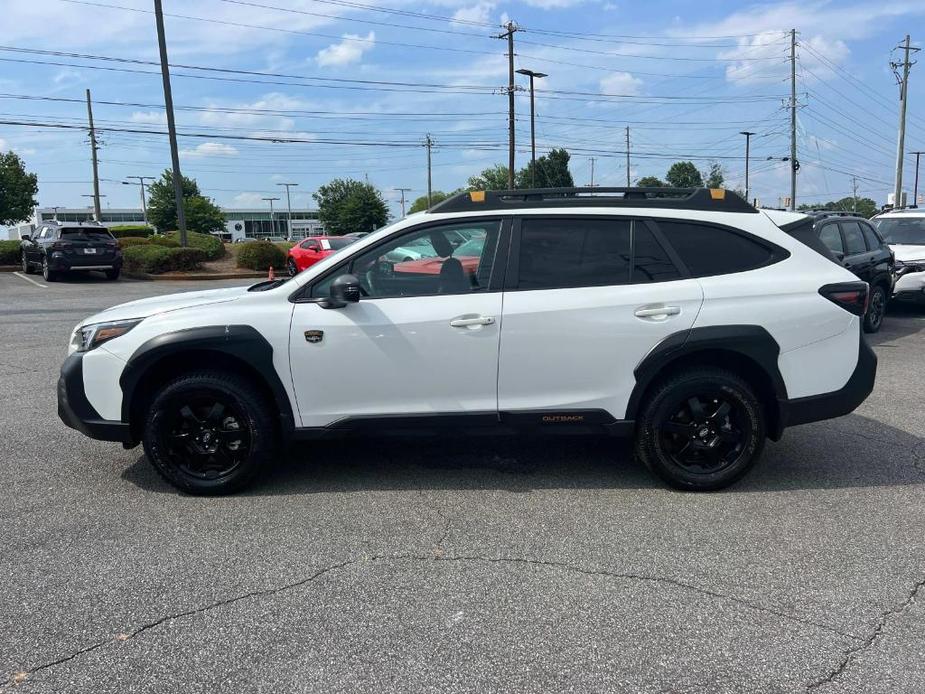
304;330;324;344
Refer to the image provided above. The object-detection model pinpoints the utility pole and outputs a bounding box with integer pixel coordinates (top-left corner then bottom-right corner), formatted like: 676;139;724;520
123;176;154;228
394;187;412;216
277;182;298;239
740;131;755;202
891;35;919;209
588;157;596;187
789;28;798;211
852;176;859;213
625;126;631;186
85;89;102;222
154;0;188;246
516;68;547;188
912;151;923;207
262;197;280;236
424;133;433;206
497;21;519;189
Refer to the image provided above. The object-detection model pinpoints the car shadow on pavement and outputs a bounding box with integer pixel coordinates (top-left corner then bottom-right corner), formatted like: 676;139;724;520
869;301;925;345
121;413;924;496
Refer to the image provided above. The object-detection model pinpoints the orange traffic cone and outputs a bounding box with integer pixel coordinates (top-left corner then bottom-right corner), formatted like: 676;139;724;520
268;265;275;280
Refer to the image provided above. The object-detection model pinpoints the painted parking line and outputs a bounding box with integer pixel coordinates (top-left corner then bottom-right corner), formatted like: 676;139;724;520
12;272;47;288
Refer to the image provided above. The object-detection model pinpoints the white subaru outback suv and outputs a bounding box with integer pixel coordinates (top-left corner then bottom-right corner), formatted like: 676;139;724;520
871;208;925;300
58;188;877;494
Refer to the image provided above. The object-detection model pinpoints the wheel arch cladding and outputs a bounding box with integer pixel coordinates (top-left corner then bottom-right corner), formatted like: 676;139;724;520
627;325;788;441
120;325;294;441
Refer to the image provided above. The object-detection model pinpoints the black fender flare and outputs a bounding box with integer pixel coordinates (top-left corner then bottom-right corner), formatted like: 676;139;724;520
625;325;789;438
119;325;295;437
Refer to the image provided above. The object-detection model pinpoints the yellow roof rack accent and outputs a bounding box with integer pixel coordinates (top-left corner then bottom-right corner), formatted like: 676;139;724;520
709;188;726;200
469;191;486;202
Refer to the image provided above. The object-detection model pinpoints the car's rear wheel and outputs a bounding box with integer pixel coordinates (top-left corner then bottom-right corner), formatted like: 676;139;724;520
287;257;299;276
21;252;33;274
105;268;120;281
142;371;276;495
863;284;886;333
42;257;58;282
635;367;765;491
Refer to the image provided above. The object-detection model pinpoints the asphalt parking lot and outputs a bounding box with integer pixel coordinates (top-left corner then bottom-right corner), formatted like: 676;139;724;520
1;271;923;693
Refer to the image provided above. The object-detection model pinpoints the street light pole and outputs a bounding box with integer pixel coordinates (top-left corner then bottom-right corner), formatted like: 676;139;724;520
123;176;154;228
912;151;923;207
262;197;280;237
740;131;755;203
276;182;298;239
516;68;547;188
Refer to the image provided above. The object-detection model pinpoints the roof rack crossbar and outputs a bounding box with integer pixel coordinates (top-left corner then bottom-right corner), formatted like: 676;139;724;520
428;187;757;214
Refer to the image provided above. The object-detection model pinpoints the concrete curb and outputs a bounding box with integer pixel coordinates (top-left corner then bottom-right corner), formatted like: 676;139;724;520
123;271;267;281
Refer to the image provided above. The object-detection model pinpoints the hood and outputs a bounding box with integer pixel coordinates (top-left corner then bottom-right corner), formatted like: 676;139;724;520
890;244;925;262
80;285;251;326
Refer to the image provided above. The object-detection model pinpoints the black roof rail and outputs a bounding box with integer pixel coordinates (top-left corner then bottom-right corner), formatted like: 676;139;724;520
428;187;757;214
804;210;857;219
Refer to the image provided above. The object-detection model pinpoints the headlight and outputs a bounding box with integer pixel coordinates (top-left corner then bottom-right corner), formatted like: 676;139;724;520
71;318;142;352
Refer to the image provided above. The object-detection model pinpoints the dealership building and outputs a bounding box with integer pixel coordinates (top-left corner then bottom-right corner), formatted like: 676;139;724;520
9;206;324;240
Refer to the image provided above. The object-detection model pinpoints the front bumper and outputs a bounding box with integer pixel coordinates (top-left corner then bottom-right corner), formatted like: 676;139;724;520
778;331;877;429
58;353;134;445
893;268;925;298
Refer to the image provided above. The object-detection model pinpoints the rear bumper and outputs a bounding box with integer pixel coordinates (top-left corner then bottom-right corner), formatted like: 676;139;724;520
58;354;134;445
778;332;877;429
48;254;122;272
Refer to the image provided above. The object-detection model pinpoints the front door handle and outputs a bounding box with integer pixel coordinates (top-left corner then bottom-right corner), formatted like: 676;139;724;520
450;316;495;327
634;305;681;318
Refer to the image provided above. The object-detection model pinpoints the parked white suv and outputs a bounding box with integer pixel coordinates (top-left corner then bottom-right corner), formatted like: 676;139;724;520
871;208;925;300
58;188;877;494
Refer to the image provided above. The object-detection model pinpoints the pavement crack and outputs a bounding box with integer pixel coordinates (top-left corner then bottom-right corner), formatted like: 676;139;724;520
806;574;925;690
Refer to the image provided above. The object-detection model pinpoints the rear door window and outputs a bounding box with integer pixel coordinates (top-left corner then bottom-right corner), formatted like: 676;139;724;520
860;222;882;250
657;221;781;277
818;224;844;255
839;222;867;255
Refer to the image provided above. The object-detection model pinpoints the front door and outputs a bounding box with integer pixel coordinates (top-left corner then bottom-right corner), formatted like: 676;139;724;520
498;215;702;420
289;219;506;428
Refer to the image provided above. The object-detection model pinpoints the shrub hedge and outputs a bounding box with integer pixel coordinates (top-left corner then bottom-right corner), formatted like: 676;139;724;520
165;231;224;260
236;241;287;271
116;237;154;249
0;240;21;265
122;245;207;274
109;226;154;238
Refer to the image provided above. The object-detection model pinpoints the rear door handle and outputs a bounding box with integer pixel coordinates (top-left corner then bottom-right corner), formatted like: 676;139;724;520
450;316;495;327
634;305;681;318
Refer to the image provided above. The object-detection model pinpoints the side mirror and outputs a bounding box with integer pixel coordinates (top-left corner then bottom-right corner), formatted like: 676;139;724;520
318;274;361;309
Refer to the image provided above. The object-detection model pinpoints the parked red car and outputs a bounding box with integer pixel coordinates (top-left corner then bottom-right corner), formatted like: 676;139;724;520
287;236;355;275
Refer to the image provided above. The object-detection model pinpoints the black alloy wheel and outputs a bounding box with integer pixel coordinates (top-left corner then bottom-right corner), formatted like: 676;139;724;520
863;285;886;333
21;252;31;274
287;257;299;276
42;257;57;282
657;394;748;474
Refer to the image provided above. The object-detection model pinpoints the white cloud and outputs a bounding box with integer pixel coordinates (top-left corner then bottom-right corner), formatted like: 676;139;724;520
720;31;849;84
316;31;375;67
231;192;268;207
0;138;8;151
520;0;585;8
130;111;167;125
180;142;239;158
452;2;495;25
599;71;643;96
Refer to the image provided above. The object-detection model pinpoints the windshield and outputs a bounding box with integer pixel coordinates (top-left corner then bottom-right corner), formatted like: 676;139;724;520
875;218;925;244
61;228;113;240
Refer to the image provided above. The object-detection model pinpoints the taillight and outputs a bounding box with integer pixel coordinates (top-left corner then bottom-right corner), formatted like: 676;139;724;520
52;241;73;250
819;282;869;317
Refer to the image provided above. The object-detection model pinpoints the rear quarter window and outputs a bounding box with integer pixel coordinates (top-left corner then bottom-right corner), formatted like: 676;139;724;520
657;221;784;277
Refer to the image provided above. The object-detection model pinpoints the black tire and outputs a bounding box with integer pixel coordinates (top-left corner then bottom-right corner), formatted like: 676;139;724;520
105;268;121;281
21;252;34;274
287;257;298;276
42;256;58;282
635;367;765;491
142;370;276;495
863;284;887;333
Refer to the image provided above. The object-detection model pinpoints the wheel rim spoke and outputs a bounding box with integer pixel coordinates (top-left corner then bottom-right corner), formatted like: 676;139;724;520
687;397;705;420
659;392;748;474
161;396;250;482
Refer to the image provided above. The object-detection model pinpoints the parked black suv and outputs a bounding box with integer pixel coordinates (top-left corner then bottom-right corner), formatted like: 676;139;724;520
811;212;894;332
20;221;122;282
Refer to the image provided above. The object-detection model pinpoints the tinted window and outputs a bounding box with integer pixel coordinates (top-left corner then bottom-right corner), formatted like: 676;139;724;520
323;237;354;250
658;222;777;277
840;222;867;255
860;223;882;250
818;224;844;254
632;226;681;283
60;228;113;240
518;218;631;289
876;217;925;244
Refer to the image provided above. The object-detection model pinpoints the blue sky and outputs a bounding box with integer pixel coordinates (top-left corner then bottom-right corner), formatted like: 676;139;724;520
1;0;923;220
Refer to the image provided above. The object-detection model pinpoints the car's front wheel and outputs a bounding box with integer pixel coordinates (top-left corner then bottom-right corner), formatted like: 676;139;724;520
42;257;58;282
287;257;299;276
21;252;33;274
142;371;276;495
635;367;765;491
863;284;886;333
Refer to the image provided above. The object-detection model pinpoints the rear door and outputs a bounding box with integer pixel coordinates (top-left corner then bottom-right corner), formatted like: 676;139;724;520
497;215;702;420
838;220;874;282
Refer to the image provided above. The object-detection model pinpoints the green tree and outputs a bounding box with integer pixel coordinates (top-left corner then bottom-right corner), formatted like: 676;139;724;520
409;190;451;214
636;176;666;187
0;151;39;226
704;163;724;189
467;164;511;191
798;196;878;219
665;161;704;188
516;148;575;189
314;178;388;235
147;169;224;234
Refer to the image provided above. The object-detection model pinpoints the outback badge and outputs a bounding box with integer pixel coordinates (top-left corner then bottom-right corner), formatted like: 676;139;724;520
304;330;324;344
